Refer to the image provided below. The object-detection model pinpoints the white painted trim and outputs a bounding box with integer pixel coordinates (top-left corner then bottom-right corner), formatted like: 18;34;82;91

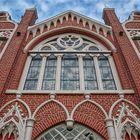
24;26;116;52
32;99;70;119
70;99;108;119
6;89;134;94
109;98;140;118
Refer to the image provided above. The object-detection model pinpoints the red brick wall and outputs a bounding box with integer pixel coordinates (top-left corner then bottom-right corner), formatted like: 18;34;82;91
0;8;140;140
0;9;37;105
103;9;140;104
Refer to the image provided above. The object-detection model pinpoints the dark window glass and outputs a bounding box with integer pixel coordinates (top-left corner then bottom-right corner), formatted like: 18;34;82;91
98;55;116;90
24;55;42;90
38;123;103;140
42;55;56;90
83;55;98;90
61;54;80;90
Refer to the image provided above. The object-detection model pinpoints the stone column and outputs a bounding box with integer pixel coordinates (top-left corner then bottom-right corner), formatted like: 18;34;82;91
24;118;35;140
105;118;116;140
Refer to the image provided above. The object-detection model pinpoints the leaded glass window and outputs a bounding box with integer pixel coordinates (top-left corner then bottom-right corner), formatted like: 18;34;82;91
24;55;42;90
83;55;98;90
61;54;80;90
42;55;56;90
23;34;120;91
37;123;103;140
98;55;116;90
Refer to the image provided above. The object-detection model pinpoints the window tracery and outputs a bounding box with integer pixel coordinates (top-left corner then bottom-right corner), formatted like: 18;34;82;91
21;34;120;91
37;123;103;140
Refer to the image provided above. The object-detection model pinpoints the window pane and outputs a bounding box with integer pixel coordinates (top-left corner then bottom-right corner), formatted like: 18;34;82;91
84;55;98;90
42;55;56;90
24;55;42;90
61;54;80;90
98;55;116;90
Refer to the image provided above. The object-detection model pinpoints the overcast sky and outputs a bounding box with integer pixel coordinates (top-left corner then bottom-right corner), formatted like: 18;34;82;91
0;0;140;24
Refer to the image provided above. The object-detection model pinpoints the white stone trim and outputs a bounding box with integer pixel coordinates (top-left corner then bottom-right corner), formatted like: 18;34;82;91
32;33;108;51
24;119;35;140
24;26;116;52
0;98;31;118
27;10;112;37
105;118;117;140
70;99;108;119
0;26;17;60
0;13;18;60
122;22;140;59
6;89;134;94
32;99;70;119
109;98;140;118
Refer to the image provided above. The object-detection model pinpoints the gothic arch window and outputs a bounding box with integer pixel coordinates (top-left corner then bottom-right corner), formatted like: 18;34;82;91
37;123;103;140
20;33;121;91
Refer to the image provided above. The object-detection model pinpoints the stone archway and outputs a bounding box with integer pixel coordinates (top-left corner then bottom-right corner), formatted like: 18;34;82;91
37;123;104;140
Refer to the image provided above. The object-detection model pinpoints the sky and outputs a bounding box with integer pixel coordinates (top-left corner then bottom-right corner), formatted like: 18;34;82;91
0;0;140;24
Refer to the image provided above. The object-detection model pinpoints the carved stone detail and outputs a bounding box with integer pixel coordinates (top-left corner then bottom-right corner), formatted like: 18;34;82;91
0;103;28;140
0;30;12;39
113;103;140;140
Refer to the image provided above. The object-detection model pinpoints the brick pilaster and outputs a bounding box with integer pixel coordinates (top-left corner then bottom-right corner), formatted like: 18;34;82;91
103;8;140;100
0;8;37;103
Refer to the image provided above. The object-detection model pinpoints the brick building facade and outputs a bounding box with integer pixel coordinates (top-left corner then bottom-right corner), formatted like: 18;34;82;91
0;8;140;140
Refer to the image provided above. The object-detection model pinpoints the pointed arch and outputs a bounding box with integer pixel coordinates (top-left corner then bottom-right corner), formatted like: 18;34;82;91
109;99;140;118
0;99;31;118
32;99;70;119
70;99;108;119
24;26;116;52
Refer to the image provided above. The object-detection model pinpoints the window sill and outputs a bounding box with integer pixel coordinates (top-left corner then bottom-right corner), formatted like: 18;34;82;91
6;89;134;94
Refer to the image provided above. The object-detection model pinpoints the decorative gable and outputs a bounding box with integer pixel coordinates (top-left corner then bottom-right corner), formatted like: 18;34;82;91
26;10;113;41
